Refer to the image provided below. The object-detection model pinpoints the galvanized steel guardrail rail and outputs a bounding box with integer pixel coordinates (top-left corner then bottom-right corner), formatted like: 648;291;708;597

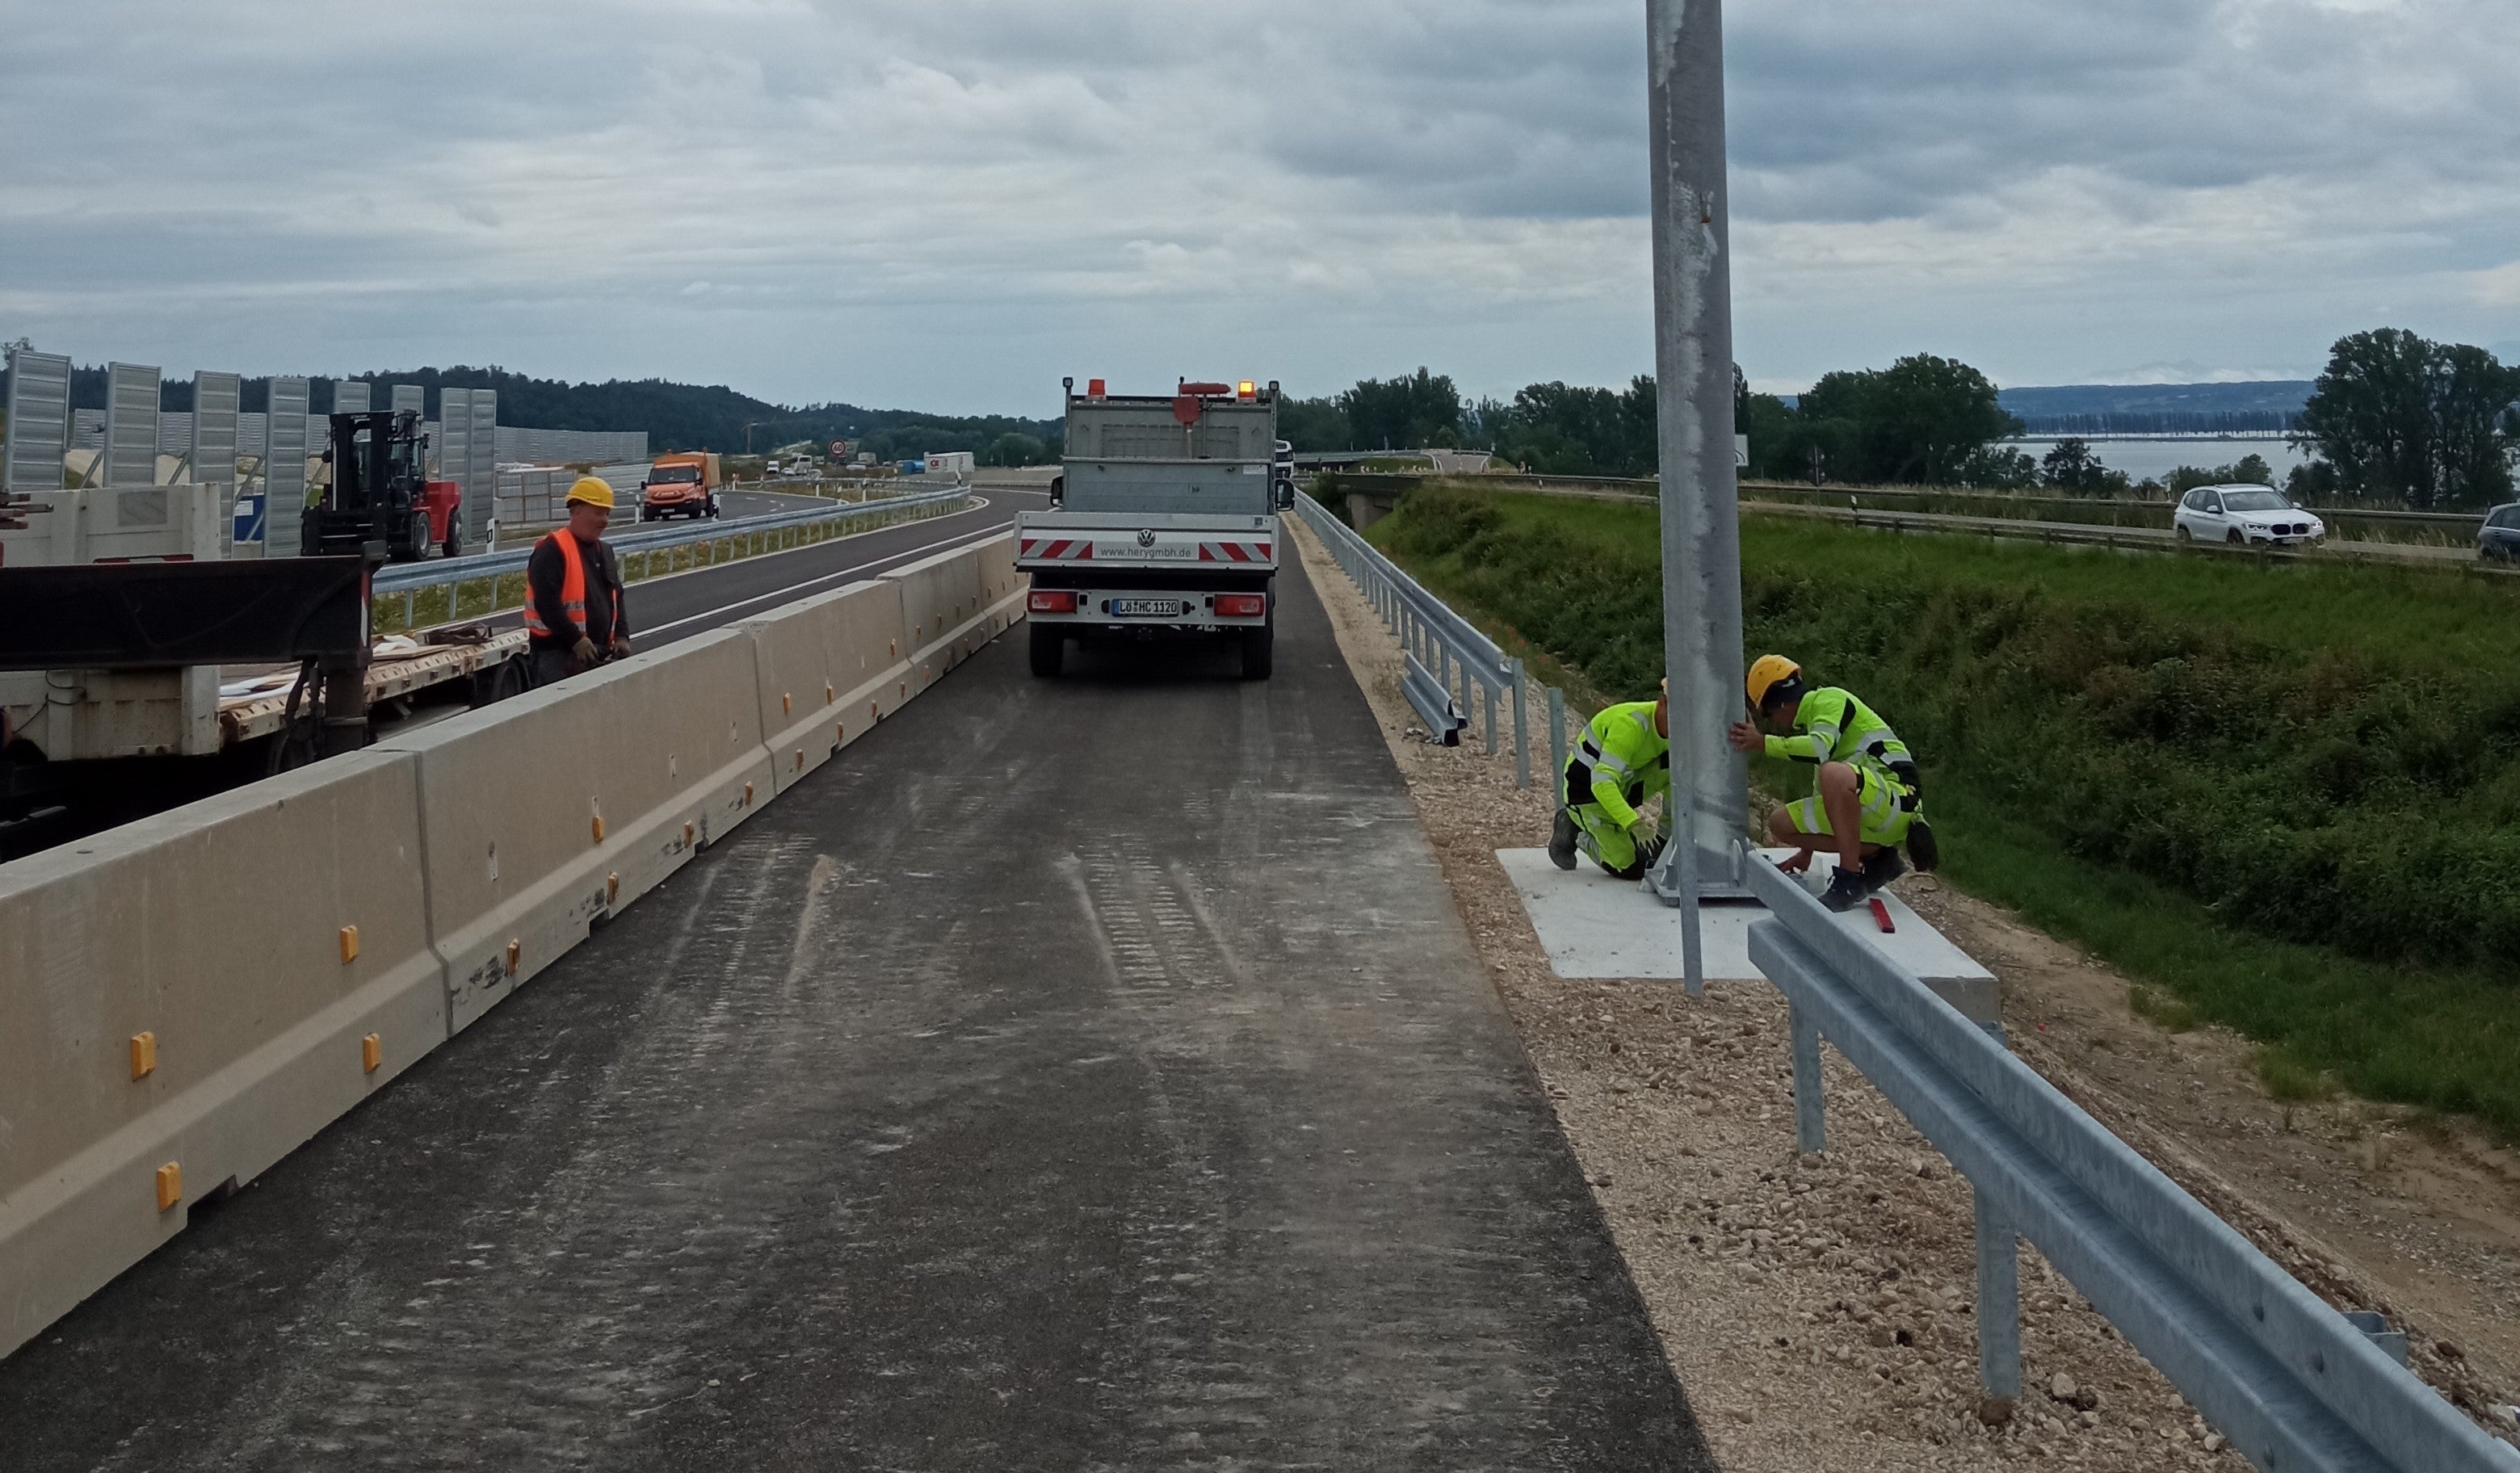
1292;493;1530;784
1741;851;2515;1473
369;486;972;623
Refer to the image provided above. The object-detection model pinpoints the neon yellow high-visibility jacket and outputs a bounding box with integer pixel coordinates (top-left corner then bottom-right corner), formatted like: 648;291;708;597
1762;686;1914;779
1566;700;1670;830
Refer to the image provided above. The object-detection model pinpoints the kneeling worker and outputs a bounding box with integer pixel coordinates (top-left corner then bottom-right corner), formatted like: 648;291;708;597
1548;683;1671;880
526;476;633;686
1728;656;1938;911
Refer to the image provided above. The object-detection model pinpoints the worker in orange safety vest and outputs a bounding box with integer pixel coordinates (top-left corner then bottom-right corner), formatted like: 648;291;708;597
523;476;632;686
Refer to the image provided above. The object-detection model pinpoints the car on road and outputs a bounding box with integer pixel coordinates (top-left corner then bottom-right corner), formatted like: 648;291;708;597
2173;484;2325;546
2478;504;2520;561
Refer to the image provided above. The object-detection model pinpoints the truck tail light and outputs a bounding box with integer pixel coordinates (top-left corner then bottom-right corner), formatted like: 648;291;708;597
1237;380;1257;401
1029;590;1079;614
1216;594;1265;618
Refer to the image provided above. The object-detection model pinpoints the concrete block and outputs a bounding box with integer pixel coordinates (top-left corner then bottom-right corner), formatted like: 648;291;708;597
377;630;774;1031
739;579;912;795
884;535;1024;687
0;751;445;1359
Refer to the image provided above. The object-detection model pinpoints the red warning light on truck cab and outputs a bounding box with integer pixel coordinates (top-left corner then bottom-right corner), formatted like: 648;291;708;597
1086;379;1107;399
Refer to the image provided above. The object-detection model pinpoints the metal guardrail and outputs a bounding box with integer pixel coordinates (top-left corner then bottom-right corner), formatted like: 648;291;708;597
1292;493;1531;784
369;488;971;620
1400;650;1468;745
1740;851;2515;1473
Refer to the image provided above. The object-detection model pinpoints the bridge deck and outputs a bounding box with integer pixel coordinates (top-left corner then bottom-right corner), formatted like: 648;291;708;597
0;561;1713;1471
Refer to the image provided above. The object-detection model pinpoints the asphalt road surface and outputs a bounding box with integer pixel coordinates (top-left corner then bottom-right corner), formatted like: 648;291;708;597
0;558;1715;1471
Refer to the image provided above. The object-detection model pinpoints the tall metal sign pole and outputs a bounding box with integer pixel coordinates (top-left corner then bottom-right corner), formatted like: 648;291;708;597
1644;0;1750;944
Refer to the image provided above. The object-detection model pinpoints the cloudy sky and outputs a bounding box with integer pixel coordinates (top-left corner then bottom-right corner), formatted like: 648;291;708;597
4;0;2514;414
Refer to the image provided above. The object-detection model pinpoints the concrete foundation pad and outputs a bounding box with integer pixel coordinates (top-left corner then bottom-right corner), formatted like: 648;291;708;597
1497;847;2000;1024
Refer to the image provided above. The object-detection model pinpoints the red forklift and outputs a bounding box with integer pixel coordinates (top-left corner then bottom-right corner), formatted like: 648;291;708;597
304;409;464;561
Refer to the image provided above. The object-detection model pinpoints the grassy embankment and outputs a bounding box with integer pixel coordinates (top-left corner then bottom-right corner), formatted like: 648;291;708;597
1366;488;2520;1136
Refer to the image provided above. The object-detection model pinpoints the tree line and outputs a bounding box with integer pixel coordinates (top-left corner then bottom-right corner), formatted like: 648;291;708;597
1283;330;2520;508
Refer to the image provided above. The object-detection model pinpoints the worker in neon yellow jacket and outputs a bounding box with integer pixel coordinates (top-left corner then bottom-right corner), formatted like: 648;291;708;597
1728;654;1938;911
1548;684;1670;880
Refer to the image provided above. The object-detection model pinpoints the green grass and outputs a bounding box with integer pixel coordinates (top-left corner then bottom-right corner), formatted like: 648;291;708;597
1366;487;2520;1138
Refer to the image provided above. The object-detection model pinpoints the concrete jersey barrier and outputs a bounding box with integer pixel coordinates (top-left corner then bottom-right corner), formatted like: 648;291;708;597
741;579;915;795
0;751;445;1358
374;629;775;1032
884;533;1026;695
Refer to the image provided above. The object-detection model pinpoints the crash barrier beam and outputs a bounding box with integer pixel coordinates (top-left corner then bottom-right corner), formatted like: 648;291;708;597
1740;852;2513;1473
1292;493;1532;784
368;486;973;623
740;579;914;795
1401;650;1468;745
374;630;774;1032
0;752;446;1358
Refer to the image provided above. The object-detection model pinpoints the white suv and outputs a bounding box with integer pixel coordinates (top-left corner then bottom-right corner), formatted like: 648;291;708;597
2174;484;2325;546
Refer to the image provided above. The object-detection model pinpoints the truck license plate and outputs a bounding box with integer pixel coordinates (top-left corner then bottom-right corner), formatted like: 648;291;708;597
1111;598;1184;618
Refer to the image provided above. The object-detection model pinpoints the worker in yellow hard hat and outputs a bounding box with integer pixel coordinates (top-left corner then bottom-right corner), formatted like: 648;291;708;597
523;476;632;686
1548;679;1672;880
1728;655;1938;911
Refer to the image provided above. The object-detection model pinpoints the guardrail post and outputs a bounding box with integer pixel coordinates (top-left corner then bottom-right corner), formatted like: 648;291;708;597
1510;660;1531;788
1548;686;1567;798
1483;677;1499;757
1975;1186;2022;1401
1789;1001;1825;1150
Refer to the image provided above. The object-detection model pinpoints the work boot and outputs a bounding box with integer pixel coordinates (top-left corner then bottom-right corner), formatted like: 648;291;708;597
1862;848;1907;892
1820;865;1869;913
1905;819;1939;873
1548;808;1579;871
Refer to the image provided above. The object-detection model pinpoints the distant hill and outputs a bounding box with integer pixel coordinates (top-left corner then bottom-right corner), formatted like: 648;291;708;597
1997;381;2312;435
8;362;1061;462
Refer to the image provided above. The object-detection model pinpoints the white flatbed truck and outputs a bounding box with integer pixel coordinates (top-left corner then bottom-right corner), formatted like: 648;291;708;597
1017;378;1296;681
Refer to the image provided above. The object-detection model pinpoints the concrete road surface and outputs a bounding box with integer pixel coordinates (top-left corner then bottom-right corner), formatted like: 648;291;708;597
0;559;1715;1471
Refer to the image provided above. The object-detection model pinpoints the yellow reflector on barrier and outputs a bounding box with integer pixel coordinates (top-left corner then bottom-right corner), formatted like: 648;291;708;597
362;1034;382;1073
505;939;521;976
155;1162;182;1211
338;926;359;963
129;1032;156;1080
591;814;606;843
607;872;620;905
782;693;792;714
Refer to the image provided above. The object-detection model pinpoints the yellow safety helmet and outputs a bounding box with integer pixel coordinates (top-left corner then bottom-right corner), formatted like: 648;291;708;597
565;476;615;510
1747;654;1804;711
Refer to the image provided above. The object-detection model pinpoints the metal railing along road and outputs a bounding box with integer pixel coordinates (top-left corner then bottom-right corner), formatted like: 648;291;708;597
370;486;972;627
1741;852;2514;1472
1292;493;1531;787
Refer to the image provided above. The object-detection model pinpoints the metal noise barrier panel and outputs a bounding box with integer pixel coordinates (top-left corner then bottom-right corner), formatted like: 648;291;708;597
1740;854;2514;1473
0;556;1031;1359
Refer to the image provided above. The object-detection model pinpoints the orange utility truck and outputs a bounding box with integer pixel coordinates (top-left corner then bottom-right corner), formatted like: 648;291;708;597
639;451;722;521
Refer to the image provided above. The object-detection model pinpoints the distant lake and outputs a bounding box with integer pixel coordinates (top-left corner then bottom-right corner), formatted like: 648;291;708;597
2001;437;2308;482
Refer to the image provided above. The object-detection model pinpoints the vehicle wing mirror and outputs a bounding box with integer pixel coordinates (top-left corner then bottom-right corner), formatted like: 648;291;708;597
1274;477;1296;511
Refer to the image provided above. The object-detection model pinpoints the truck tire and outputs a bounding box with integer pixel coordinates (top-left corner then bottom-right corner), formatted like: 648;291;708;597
443;522;464;559
1239;623;1274;681
1030;623;1065;678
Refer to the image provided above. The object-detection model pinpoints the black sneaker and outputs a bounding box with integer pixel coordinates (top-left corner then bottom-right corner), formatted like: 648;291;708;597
1905;819;1939;873
1862;848;1907;892
1820;866;1868;913
1548;808;1578;871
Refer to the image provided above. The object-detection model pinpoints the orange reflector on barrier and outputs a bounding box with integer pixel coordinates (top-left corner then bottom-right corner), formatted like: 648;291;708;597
682;820;696;846
744;783;755;805
825;682;835;703
155;1162;182;1211
794;749;804;770
506;940;521;976
362;1034;382;1073
338;925;359;963
607;872;620;905
591;814;606;843
782;692;793;714
129;1032;156;1080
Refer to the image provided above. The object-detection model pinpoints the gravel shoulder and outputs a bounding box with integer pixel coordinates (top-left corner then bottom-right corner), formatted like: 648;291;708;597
1286;511;2520;1470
